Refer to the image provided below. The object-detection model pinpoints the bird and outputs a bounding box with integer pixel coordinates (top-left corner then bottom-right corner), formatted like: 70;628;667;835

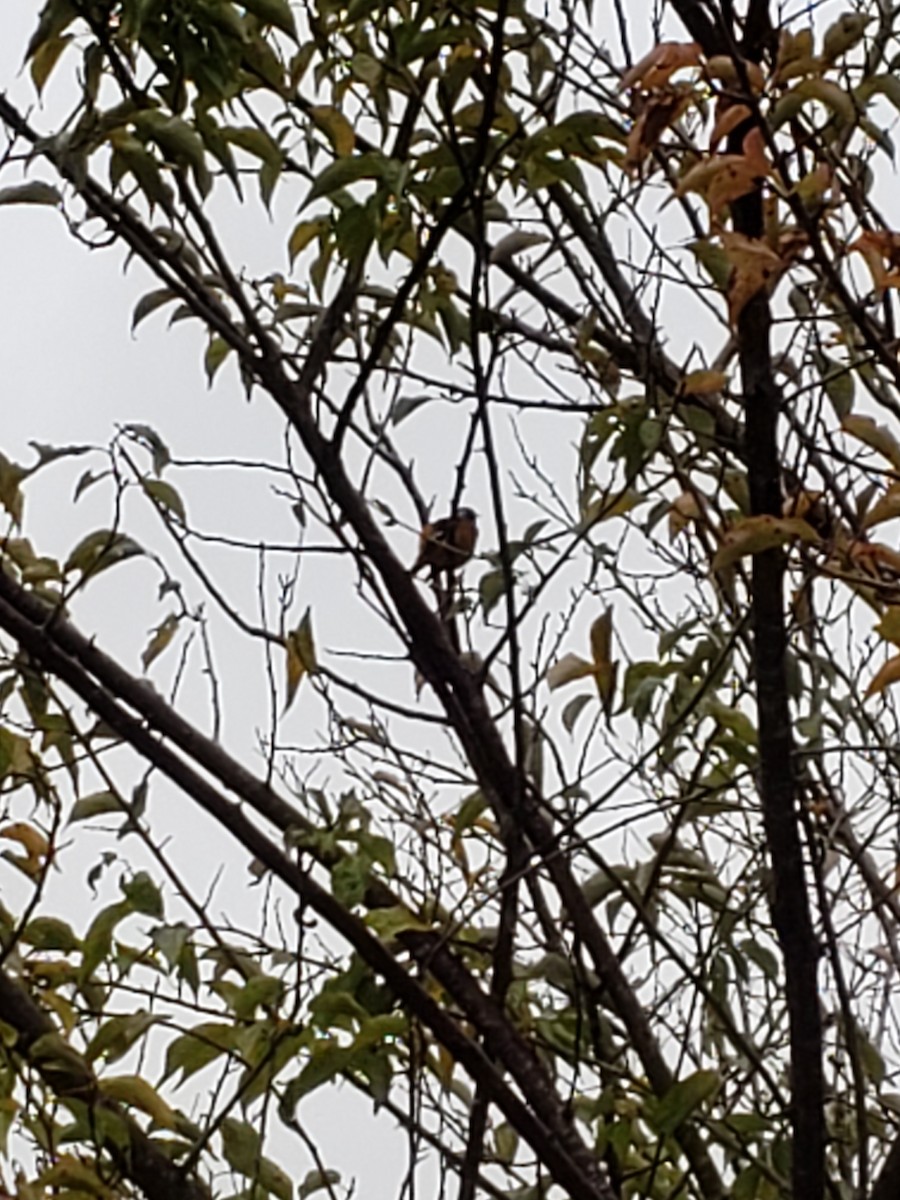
410;507;478;576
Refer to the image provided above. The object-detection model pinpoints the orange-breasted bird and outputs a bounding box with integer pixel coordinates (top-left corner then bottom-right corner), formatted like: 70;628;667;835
410;507;479;575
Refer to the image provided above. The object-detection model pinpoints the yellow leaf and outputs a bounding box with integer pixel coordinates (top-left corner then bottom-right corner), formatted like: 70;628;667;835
580;487;640;528
284;608;317;711
98;1075;176;1128
874;608;900;646
774;27;816;84
866;653;900;699
704;56;765;93
842;414;900;471
0;822;48;862
289;218;329;265
547;652;594;690
782;78;856;127
712;515;819;571
863;485;900;530
309;106;355;157
822;13;871;62
679;369;728;396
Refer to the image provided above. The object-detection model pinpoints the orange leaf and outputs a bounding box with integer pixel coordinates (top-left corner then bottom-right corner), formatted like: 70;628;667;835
710;103;752;147
849;231;900;294
620;41;701;92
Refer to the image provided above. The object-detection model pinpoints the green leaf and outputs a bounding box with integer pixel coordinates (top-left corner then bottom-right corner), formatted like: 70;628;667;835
204;336;232;384
241;0;297;38
121;871;164;918
562;693;592;734
299;1169;342;1200
164;1024;235;1083
652;1069;720;1135
281;1041;353;1110
79;901;131;983
0;454;27;526
68;791;122;823
85;1011;158;1064
124;424;171;474
479;567;508;616
0;181;62;208
64;530;144;580
142;478;186;523
21;917;80;952
132;288;179;331
304;153;391;205
390;395;431;425
98;1075;176;1128
141;614;180;670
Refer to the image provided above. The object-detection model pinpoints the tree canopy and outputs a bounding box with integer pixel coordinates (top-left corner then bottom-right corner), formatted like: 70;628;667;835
2;1;900;1198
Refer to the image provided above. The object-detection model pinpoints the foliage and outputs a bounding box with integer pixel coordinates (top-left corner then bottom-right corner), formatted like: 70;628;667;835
2;2;900;1199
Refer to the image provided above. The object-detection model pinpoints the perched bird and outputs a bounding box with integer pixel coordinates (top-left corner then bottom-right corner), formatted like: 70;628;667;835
410;507;478;575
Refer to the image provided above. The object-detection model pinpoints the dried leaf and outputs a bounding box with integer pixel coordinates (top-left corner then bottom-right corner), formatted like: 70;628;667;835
669;491;703;539
866;654;900;699
547;652;594;690
712;515;819;571
863;485;900;530
710;103;752;147
721;231;785;326
626;86;695;169
849;230;900;293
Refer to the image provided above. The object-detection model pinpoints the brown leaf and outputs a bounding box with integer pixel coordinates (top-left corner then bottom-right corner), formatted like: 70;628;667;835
704;56;766;94
669;491;703;540
678;129;771;216
866;653;900;698
626;86;695;169
721;232;785;326
863;485;900;531
710;103;752;147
